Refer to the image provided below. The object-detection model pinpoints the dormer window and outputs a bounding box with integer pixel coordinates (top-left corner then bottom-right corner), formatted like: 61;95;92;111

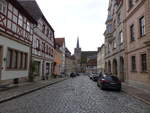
0;0;6;14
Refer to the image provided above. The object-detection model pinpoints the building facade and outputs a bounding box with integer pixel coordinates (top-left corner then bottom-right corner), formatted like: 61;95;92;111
80;51;97;73
65;48;75;76
125;0;150;87
18;0;55;80
0;0;36;83
104;0;126;82
104;0;150;88
86;56;97;73
97;44;105;73
55;38;66;75
53;44;62;76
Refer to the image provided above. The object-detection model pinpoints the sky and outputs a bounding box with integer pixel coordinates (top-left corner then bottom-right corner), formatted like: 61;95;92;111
36;0;109;54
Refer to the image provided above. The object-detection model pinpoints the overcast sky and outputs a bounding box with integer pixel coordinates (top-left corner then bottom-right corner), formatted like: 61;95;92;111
36;0;109;54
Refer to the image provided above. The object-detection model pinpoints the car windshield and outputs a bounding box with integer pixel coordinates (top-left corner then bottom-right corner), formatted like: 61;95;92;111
105;76;119;81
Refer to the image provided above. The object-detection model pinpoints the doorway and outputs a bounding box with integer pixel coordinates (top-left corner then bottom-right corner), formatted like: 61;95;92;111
120;57;125;82
0;46;3;80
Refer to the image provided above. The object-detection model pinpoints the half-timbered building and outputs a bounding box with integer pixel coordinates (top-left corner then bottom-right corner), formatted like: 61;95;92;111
18;0;55;80
0;0;36;84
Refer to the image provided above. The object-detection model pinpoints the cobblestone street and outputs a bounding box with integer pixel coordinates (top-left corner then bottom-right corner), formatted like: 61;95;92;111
0;75;150;113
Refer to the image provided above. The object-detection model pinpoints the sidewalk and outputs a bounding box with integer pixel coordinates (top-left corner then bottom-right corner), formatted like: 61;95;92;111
122;83;150;105
0;77;68;103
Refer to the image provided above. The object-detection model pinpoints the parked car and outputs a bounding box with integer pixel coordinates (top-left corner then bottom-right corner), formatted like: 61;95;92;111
89;73;93;79
70;73;76;77
97;74;121;91
91;73;99;81
76;73;80;76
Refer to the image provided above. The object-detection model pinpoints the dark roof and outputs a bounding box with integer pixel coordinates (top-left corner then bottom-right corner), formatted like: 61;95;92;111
17;0;54;32
55;38;65;47
7;0;37;24
81;51;97;58
65;48;71;54
17;0;42;20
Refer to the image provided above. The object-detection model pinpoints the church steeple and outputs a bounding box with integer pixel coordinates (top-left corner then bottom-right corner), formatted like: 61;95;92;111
74;36;81;73
76;37;80;48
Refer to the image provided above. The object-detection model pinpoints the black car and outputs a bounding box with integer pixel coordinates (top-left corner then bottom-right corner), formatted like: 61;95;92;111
91;73;99;81
76;73;80;76
97;75;121;91
70;73;76;77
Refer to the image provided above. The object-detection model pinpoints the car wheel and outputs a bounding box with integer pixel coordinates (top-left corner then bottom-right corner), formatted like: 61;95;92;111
100;85;105;90
118;88;121;92
97;82;100;87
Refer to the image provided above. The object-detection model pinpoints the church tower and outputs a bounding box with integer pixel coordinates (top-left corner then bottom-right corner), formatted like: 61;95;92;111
74;37;81;73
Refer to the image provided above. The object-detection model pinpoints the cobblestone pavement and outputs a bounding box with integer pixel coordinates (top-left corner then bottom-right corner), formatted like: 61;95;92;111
0;75;150;113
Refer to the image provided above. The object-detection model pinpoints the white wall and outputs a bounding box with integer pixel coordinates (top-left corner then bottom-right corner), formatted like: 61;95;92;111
0;35;30;80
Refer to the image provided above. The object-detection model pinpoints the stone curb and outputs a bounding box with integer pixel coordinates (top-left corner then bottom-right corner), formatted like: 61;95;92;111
0;78;68;104
122;89;150;105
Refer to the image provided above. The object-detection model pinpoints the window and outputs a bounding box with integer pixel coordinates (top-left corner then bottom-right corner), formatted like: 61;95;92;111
46;63;50;75
108;44;110;53
46;29;49;37
119;31;123;43
18;14;23;27
6;48;28;70
113;41;116;49
51;49;53;57
0;0;6;14
117;13;121;24
42;24;45;33
24;53;28;69
49;47;51;55
7;49;13;68
130;24;135;41
13;50;18;69
128;0;134;9
36;39;40;50
42;42;45;52
107;24;113;33
139;16;145;37
131;56;136;71
46;45;48;54
27;21;30;32
141;54;147;72
20;52;23;69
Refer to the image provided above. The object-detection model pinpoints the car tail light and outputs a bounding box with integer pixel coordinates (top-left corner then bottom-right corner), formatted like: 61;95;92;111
100;79;109;83
118;80;121;83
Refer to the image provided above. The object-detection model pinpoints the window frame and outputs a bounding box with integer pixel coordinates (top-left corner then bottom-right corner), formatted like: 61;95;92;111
6;48;28;70
0;0;7;14
130;24;135;42
139;16;145;37
131;55;136;72
128;0;134;10
119;31;123;44
141;53;147;72
18;14;23;27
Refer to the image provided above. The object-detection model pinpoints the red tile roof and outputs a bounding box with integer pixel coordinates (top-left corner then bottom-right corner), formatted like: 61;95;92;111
55;38;65;47
87;59;97;66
